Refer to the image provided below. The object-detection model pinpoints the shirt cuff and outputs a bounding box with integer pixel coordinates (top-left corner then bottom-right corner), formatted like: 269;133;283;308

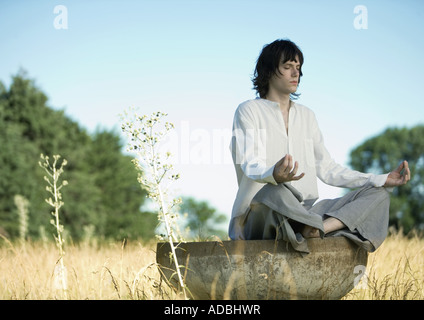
369;173;394;192
369;173;389;187
262;165;278;185
243;163;278;185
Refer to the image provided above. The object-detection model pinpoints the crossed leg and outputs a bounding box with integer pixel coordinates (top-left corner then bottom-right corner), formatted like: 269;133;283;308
301;186;390;239
302;217;346;238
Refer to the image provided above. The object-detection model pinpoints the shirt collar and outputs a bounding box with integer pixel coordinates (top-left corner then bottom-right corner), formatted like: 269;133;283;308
256;98;296;110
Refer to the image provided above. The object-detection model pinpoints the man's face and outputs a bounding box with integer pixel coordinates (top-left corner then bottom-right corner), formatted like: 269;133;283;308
268;55;301;96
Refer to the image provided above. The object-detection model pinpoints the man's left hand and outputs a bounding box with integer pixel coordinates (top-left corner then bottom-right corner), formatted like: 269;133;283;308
384;160;411;187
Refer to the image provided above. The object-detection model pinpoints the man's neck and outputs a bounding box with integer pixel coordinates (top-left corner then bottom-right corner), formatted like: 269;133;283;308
264;92;291;112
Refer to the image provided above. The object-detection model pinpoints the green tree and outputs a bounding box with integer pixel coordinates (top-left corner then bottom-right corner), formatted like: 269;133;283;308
86;129;156;240
349;126;424;233
179;197;228;240
0;71;47;237
0;70;156;241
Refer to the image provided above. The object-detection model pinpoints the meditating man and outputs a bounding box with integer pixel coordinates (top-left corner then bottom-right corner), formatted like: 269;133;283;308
229;39;411;252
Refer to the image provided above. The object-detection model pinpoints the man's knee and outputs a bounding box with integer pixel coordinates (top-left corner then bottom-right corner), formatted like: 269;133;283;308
368;187;391;209
376;187;391;201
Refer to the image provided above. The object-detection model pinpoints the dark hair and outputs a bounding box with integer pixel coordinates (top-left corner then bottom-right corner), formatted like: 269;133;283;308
252;39;304;99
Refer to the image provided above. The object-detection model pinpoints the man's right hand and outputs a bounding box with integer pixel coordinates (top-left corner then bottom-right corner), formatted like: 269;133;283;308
273;154;305;183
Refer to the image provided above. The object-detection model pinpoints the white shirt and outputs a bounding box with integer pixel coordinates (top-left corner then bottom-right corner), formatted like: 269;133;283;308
229;98;388;239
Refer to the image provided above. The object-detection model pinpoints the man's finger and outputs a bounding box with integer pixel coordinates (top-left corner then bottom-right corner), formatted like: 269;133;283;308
287;155;293;172
281;155;289;172
404;167;411;182
403;161;410;175
292;172;305;181
282;155;293;173
401;161;411;184
395;161;405;173
285;155;293;173
290;161;299;177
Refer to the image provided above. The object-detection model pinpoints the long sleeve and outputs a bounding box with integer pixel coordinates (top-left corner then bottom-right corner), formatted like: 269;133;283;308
231;105;278;185
310;113;388;188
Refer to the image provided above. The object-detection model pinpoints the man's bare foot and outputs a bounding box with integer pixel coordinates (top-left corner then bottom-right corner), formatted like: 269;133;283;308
301;225;320;238
301;217;346;239
323;217;346;234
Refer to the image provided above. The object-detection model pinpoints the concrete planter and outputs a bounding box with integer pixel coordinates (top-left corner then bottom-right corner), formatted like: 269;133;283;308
156;237;368;300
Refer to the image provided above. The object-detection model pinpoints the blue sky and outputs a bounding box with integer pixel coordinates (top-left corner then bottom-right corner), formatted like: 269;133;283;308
1;0;423;222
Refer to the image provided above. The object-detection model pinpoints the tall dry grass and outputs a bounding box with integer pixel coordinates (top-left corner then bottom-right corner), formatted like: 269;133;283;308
1;230;423;300
0;238;176;300
344;228;424;300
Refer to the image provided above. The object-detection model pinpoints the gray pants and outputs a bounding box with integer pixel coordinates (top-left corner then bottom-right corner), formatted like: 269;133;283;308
242;183;391;252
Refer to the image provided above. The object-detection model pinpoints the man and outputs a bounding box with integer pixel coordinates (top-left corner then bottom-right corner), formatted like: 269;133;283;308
229;39;410;252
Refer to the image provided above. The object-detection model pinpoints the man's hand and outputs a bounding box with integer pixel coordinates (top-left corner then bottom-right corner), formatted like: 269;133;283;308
384;160;411;187
273;154;305;183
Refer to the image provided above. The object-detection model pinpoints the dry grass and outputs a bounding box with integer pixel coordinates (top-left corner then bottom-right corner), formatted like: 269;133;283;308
0;238;177;300
344;229;424;300
1;230;423;300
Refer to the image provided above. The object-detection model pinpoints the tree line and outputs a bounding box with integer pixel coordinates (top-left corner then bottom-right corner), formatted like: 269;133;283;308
0;70;159;241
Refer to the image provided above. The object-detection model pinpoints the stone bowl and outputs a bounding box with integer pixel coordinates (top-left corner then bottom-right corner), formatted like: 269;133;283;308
156;237;368;300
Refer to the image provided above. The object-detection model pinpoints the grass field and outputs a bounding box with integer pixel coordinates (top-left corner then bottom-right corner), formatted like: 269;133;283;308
1;230;423;300
344;229;424;300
